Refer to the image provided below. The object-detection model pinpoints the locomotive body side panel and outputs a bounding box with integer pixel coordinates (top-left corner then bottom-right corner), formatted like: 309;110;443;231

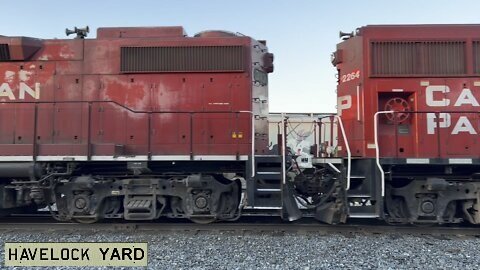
335;25;480;160
0;27;273;160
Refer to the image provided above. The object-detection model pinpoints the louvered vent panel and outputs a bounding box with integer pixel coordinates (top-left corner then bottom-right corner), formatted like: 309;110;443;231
371;42;416;75
474;41;480;74
121;46;245;72
371;41;466;76
0;44;10;61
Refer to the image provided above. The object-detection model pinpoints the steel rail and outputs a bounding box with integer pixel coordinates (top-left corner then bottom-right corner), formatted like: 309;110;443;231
1;217;479;237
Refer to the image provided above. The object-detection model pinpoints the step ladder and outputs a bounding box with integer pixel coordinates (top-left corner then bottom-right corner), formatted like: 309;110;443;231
346;159;383;218
347;176;378;218
247;155;283;209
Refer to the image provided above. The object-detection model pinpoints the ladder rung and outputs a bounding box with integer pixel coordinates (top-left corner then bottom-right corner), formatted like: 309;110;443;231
244;206;282;210
349;214;380;218
347;194;373;198
257;171;281;175
257;188;281;192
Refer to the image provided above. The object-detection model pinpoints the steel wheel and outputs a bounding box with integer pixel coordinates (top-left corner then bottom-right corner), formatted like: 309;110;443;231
189;217;217;224
73;217;99;224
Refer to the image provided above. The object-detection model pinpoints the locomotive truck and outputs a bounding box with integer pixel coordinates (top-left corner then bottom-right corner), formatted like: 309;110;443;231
0;24;479;225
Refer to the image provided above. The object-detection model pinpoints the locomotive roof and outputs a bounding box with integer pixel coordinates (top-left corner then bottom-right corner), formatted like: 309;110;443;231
355;24;480;38
363;24;480;28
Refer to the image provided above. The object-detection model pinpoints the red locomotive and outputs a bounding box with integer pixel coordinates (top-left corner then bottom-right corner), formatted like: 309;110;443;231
0;26;273;223
331;25;480;224
0;24;479;225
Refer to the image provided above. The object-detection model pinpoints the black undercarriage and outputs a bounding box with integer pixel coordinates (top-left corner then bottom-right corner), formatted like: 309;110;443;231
385;163;480;225
0;158;479;225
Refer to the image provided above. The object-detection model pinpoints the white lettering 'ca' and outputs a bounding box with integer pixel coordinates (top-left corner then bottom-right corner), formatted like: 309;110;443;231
426;85;479;107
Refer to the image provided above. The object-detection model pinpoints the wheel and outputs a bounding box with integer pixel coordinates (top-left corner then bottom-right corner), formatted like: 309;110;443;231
412;222;435;227
385;196;409;225
442;201;456;222
103;197;122;216
189;217;217;224
73;196;121;223
73;217;99;224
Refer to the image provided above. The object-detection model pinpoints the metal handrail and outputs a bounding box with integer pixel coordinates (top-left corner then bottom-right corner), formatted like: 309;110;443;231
0;100;250;114
318;115;351;190
374;111;394;197
281;113;286;185
333;116;351;190
238;111;255;177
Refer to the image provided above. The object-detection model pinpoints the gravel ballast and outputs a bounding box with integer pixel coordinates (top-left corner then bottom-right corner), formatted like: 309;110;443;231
0;229;478;269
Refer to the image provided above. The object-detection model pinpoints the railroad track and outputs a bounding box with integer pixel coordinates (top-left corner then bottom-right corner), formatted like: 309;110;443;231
0;216;479;238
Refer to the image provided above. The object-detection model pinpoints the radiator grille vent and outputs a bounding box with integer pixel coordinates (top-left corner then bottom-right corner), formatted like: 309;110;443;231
371;41;466;76
474;41;480;74
0;44;10;61
120;46;245;73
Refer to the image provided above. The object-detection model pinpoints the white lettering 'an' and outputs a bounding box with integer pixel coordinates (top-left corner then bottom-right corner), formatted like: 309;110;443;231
427;112;451;134
452;116;477;134
454;89;479;107
337;95;351;116
0;82;40;100
19;82;40;99
426;85;450;107
0;83;15;100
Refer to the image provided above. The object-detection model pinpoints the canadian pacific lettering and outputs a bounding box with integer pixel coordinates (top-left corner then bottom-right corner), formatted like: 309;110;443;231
425;85;478;134
337;85;479;135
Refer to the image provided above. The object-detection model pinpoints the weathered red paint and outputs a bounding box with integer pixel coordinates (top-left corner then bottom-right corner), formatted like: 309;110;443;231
0;26;273;159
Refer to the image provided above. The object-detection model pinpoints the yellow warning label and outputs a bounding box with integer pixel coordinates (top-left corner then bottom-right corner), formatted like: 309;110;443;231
4;242;147;267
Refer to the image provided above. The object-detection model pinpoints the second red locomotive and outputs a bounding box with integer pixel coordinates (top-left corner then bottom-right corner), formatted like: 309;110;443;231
331;25;480;224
